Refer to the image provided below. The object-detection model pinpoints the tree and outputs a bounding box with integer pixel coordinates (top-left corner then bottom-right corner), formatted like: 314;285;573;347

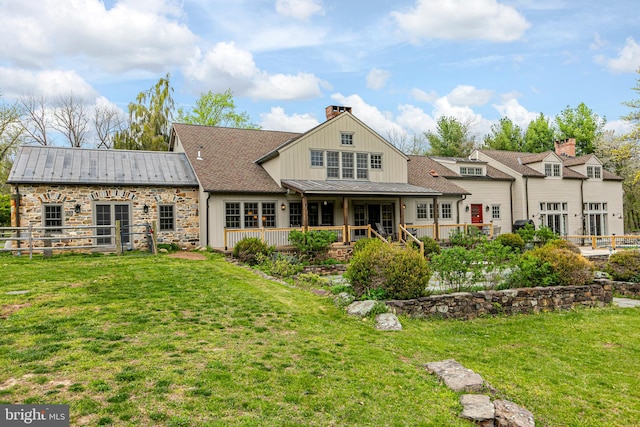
20;94;50;146
0;95;24;193
176;90;260;129
93;103;125;149
483;117;524;151
114;73;175;151
52;94;89;147
523;113;555;153
386;128;428;155
425;116;475;157
555;102;606;155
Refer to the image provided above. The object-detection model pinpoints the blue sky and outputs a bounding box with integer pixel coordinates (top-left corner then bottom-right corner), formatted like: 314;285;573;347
1;0;639;144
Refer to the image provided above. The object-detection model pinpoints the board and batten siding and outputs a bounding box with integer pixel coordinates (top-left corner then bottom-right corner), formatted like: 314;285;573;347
582;179;624;235
526;178;582;234
273;115;408;183
451;179;512;231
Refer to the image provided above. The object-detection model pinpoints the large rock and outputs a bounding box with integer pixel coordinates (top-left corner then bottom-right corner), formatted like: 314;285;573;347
334;292;355;307
347;300;376;317
460;394;495;427
425;359;485;392
375;313;402;331
494;400;534;427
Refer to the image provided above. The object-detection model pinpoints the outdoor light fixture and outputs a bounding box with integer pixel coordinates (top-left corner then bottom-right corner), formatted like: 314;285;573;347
486;205;490;212
143;204;149;214
74;204;81;214
465;205;470;212
281;203;286;211
402;203;406;209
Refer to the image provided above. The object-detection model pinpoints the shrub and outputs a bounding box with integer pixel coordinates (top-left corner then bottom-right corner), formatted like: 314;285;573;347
157;243;180;252
430;246;483;292
288;230;337;261
495;233;525;253
352;237;381;254
408;236;441;259
449;228;487;249
535;226;559;245
605;250;640;282
545;239;581;254
516;223;536;245
296;273;330;288
232;237;273;265
270;256;304;278
478;240;518;289
516;223;559;247
345;242;430;300
501;254;557;289
0;194;10;227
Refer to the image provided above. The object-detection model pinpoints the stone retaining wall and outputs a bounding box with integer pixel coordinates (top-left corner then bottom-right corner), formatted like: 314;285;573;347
614;282;640;298
302;264;348;276
386;281;613;320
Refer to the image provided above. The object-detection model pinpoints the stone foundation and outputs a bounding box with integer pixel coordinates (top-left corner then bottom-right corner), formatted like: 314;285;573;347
386;281;613;320
328;244;353;261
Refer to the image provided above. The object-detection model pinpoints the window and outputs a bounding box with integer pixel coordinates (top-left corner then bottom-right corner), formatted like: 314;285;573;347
459;166;483;176
310;150;323;167
370;154;382;170
342;152;354;179
416;203;433;220
545;163;561;177
327;151;339;178
225;203;241;228
539;201;568;235
587;166;601;179
289;202;302;227
43;204;63;233
262;202;276;228
244;202;259;228
95;203;130;245
440;203;452;219
159;205;175;231
341;132;353;145
491;205;501;220
583;202;608;236
356;153;368;179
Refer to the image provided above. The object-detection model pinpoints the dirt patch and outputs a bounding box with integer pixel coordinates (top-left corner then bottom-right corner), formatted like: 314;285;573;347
0;303;31;319
167;252;207;261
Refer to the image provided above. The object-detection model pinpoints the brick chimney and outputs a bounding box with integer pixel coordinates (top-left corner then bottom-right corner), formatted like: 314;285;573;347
554;138;576;157
325;105;352;120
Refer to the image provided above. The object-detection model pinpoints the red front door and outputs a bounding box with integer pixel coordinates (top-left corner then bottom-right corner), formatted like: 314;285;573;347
471;204;483;224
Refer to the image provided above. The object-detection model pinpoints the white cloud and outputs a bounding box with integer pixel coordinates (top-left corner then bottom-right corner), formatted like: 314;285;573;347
330;93;405;138
411;88;439;103
447;85;493;107
184;42;327;100
597;37;640;73
275;0;324;21
492;98;538;129
366;69;391;90
260;107;320;132
0;0;198;72
396;104;437;135
0;67;99;100
589;33;607;51
391;0;530;43
604;119;634;136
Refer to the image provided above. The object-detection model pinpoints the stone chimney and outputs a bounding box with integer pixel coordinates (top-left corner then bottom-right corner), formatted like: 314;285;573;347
325;105;352;120
554;138;576;157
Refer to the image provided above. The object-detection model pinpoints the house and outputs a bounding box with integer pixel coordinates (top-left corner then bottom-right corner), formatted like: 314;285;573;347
169;106;445;248
7;146;200;250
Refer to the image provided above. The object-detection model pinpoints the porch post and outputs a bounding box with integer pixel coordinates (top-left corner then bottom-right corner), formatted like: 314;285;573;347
342;197;349;244
399;197;405;226
302;194;308;231
433;196;439;240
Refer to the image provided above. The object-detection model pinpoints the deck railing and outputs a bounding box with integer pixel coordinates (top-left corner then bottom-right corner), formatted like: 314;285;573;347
562;235;640;250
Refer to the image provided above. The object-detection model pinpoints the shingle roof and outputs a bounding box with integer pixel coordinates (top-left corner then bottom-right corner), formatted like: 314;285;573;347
406;156;470;195
478;150;546;177
281;180;441;196
172;124;301;193
8;145;198;186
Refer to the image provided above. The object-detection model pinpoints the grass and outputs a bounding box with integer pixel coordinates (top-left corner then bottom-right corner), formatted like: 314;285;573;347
1;252;639;426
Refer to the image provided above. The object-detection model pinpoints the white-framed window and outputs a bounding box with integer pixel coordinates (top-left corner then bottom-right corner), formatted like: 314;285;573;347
491;205;501;220
356;153;368;179
342;152;354;179
310;150;324;167
544;163;561;177
587;165;601;179
416;202;433;220
159;204;175;231
327;151;339;178
370;154;382;170
459;166;483;176
583;202;608;236
341;132;353;145
43;204;63;233
440;203;452;219
539;202;568;235
226;202;277;229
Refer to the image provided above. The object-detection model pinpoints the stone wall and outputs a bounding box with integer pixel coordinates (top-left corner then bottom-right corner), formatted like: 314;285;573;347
386;281;612;320
614;282;640;298
328;244;353;261
12;184;200;251
302;264;348;276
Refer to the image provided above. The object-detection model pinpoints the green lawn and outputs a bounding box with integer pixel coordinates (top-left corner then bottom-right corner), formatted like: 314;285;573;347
0;253;639;426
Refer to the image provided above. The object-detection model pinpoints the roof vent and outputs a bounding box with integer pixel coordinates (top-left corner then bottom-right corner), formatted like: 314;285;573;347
429;169;439;177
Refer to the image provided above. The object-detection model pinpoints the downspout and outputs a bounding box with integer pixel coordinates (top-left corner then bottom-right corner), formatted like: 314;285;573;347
580;179;585;235
11;185;21;250
456;195;467;224
509;180;514;226
205;193;211;248
524;177;530;219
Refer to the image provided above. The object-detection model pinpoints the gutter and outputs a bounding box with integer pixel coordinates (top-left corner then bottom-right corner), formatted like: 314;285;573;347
509;180;514;226
205;193;211;248
525;177;530;219
580;179;585;234
456;195;467;223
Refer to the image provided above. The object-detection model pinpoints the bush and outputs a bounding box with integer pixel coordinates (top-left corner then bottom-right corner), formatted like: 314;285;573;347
430;246;483;292
501;254;557;289
478;240;518;289
605;250;640;282
0;194;10;227
495;233;525;253
545;239;581;254
352;237;381;254
270;256;304;278
449;228;487;249
408;236;441;259
232;237;273;265
288;230;337;261
345;242;430;300
296;272;330;288
157;243;180;252
516;223;559;247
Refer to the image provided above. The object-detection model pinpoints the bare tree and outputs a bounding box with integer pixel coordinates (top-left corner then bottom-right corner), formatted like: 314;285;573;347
20;94;50;146
53;94;89;147
93;103;125;149
386;128;429;155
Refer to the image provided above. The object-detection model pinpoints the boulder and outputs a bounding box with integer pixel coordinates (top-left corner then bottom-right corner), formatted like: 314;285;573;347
347;300;376;317
375;312;402;331
493;400;534;427
425;359;485;392
460;394;495;427
334;292;355;307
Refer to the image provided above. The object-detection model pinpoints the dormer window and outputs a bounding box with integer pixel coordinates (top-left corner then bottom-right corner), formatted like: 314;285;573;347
459;166;483;176
341;132;353;146
587;165;601;179
545;163;561;177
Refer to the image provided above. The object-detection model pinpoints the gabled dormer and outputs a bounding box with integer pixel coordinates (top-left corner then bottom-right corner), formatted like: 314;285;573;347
521;152;564;178
563;154;603;180
430;157;487;177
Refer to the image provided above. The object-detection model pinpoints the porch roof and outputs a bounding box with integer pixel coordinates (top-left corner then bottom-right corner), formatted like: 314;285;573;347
281;180;441;197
